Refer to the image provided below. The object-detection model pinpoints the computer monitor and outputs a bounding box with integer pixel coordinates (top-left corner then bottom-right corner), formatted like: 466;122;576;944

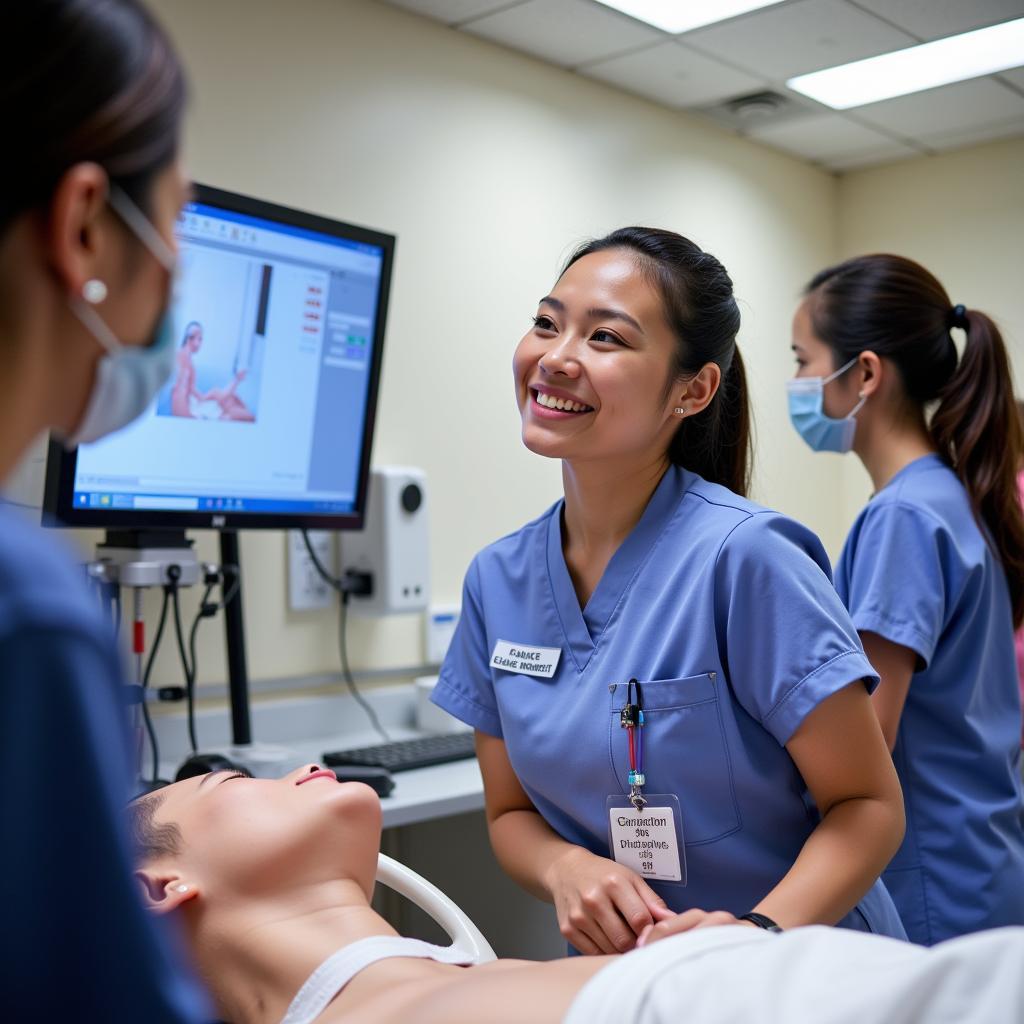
44;184;394;532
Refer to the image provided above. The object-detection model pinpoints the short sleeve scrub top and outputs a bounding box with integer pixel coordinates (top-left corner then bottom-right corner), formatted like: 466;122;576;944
434;466;905;938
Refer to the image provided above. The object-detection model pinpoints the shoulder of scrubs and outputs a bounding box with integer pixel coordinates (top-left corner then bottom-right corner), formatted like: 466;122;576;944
837;457;975;670
0;504;115;636
431;504;560;739
0;508;211;1022
711;504;878;746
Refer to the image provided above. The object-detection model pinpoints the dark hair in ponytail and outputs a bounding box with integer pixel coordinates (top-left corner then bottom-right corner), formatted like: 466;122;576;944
1;0;186;234
805;254;1024;627
562;227;750;496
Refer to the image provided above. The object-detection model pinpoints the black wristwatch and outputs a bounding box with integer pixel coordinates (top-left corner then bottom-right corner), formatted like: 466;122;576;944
739;912;783;932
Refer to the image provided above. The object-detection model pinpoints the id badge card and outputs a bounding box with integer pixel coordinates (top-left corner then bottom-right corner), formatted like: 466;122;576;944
606;793;686;886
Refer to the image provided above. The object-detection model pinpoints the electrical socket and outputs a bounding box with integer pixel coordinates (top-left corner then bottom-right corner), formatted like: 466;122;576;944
287;530;336;611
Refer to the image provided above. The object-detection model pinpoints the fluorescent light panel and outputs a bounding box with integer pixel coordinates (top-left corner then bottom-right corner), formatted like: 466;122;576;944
788;17;1024;109
592;0;786;36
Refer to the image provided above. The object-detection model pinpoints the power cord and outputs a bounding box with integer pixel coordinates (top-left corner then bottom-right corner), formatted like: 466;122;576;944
299;529;387;742
167;563;240;755
140;583;172;786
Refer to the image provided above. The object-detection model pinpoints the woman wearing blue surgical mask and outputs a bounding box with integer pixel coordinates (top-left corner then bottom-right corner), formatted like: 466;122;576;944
790;254;1024;945
434;228;908;957
0;1;208;1020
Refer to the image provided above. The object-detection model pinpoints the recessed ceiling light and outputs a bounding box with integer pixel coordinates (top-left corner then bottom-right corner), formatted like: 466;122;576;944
591;0;786;35
788;17;1024;109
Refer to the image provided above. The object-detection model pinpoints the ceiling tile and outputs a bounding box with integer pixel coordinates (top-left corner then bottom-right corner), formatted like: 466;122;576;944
747;111;910;161
917;115;1024;150
998;66;1024;91
854;78;1024;138
850;0;1024;41
381;0;522;25
581;40;766;108
683;0;917;81
826;144;921;172
462;0;661;68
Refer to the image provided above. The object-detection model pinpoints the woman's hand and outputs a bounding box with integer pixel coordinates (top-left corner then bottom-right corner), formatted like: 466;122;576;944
544;846;675;954
636;908;754;948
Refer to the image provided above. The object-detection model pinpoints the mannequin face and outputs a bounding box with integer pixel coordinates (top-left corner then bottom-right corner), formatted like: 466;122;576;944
137;765;382;906
512;249;719;466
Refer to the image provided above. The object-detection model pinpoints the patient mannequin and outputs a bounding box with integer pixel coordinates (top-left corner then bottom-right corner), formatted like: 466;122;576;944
132;765;1024;1024
132;764;608;1023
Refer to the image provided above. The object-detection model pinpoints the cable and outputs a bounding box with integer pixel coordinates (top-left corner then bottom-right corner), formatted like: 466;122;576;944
141;586;172;786
337;590;389;742
169;584;198;753
168;564;241;756
300;528;388;742
185;581;217;755
300;529;346;594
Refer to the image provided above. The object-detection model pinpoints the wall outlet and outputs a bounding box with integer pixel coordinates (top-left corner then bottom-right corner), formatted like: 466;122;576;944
288;530;336;611
425;603;460;664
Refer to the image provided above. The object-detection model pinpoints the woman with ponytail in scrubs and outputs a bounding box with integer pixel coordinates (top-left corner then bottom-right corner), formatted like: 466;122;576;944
433;228;907;955
789;255;1024;945
0;2;208;1018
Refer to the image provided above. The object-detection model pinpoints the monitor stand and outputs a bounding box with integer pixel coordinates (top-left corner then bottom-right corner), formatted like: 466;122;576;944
218;530;252;746
89;529;254;786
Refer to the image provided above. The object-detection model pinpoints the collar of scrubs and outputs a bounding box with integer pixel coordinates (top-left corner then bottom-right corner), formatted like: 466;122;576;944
872;453;944;499
547;464;693;671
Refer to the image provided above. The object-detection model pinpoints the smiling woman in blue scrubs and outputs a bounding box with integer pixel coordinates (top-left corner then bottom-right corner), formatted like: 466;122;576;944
433;228;907;955
789;254;1024;945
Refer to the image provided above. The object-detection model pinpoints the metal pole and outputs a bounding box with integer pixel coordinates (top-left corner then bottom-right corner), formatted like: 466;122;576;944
218;530;252;746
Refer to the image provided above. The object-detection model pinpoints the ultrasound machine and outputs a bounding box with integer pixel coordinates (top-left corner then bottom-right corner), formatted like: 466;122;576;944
40;185;474;791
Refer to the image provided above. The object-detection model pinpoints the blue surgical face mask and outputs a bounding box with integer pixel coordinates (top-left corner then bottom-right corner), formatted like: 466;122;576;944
786;357;866;454
64;184;178;447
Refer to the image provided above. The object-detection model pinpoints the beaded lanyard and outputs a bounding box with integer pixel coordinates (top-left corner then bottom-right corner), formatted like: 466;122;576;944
620;677;646;810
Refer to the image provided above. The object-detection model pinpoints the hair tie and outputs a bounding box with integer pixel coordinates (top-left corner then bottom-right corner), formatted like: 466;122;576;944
948;304;968;330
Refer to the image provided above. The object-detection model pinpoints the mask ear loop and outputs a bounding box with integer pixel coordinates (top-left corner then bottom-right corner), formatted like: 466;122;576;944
107;183;177;271
822;355;860;385
824;356;868;419
70;296;123;356
847;391;868;419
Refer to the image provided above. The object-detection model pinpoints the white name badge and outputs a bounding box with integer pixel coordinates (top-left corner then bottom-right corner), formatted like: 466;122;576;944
490;639;561;678
607;795;686;885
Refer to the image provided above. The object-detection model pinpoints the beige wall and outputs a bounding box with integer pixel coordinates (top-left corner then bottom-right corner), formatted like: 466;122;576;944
834;137;1024;526
118;0;847;692
15;3;1021;695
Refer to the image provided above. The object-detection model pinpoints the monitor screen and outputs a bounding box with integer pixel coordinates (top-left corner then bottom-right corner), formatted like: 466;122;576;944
44;184;394;531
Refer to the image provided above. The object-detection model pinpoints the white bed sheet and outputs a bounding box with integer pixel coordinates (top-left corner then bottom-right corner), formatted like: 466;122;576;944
563;924;1024;1024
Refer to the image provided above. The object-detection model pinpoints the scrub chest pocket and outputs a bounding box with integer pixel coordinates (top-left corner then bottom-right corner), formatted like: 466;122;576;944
608;674;741;846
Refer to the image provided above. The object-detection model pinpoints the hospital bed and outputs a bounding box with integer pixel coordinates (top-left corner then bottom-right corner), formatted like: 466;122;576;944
375;854;1024;1023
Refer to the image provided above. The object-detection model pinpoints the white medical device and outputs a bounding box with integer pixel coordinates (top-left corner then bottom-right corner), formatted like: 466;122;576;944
343;466;430;616
375;853;496;963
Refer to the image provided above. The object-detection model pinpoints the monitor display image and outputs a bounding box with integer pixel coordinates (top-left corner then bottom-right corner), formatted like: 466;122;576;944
44;184;394;531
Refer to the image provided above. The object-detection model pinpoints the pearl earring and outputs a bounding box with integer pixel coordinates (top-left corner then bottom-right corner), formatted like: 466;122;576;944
82;279;107;304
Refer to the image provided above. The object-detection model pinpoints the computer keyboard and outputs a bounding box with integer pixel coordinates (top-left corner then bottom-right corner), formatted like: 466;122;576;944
323;731;476;773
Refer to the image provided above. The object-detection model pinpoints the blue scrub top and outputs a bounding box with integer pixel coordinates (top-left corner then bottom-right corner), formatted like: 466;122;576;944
434;466;905;938
0;505;211;1021
835;454;1024;946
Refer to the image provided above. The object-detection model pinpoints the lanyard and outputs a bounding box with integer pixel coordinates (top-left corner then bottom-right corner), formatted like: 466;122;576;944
619;677;645;810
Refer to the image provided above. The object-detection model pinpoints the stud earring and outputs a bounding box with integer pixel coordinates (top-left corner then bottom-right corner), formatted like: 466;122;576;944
82;279;107;304
673;406;687;416
174;884;189;894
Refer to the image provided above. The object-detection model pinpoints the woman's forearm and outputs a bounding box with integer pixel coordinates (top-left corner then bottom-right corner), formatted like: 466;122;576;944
753;793;905;928
488;808;585;903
